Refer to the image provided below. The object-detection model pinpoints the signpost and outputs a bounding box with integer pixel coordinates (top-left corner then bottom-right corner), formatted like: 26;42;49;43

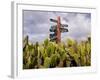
49;16;69;43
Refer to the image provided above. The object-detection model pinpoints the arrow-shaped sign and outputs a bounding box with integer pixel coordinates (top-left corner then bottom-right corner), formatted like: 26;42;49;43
60;28;68;32
49;33;57;40
49;25;57;32
50;19;58;23
61;24;68;27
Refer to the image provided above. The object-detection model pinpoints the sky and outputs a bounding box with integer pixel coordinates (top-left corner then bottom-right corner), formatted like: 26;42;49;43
23;10;91;43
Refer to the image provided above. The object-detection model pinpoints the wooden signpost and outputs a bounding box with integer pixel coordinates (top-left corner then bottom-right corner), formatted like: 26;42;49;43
49;16;68;43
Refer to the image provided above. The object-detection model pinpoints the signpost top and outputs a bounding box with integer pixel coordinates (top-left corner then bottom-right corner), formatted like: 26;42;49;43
50;18;68;27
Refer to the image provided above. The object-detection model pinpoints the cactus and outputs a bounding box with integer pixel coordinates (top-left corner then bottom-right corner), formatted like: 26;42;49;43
23;36;91;69
43;57;51;68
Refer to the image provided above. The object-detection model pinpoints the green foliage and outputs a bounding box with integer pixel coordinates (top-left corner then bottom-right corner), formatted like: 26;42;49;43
23;36;91;69
43;57;51;68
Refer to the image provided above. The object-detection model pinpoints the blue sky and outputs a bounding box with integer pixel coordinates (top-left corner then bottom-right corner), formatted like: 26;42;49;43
23;10;91;43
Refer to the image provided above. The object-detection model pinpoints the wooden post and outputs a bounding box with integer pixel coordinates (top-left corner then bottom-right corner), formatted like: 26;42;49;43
56;16;61;43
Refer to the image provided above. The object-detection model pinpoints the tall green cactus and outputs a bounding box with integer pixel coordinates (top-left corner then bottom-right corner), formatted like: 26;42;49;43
43;57;51;68
23;36;91;69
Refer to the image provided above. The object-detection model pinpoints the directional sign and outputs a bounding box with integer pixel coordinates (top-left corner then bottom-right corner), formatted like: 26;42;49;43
50;33;57;41
50;19;58;23
50;28;56;32
61;24;68;27
49;24;57;41
49;26;57;32
60;28;68;32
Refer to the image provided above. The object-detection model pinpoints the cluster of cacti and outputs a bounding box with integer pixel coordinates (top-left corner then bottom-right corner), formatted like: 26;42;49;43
23;36;91;69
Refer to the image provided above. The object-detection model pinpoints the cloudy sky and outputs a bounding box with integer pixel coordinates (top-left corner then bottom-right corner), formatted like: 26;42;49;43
23;10;91;43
